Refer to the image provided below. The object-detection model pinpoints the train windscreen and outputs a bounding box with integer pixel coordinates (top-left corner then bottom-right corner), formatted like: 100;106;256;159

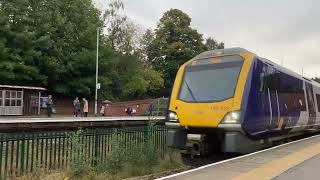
179;55;243;102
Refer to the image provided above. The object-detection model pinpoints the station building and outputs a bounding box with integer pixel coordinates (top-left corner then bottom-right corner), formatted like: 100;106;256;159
0;85;47;116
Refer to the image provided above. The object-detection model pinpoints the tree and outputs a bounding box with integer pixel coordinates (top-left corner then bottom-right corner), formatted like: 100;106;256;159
0;0;46;85
103;0;126;50
147;9;206;94
0;0;164;101
205;37;224;50
100;0;164;100
0;0;101;96
312;78;320;84
98;48;164;100
139;29;155;62
103;1;146;56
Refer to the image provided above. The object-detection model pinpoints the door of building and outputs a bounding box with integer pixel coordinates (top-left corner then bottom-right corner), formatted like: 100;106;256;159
3;90;23;115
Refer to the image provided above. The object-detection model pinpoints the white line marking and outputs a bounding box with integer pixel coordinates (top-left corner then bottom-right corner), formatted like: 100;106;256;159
156;134;320;180
0;116;165;123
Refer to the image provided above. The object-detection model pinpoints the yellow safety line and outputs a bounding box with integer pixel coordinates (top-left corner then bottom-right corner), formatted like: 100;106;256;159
230;143;320;180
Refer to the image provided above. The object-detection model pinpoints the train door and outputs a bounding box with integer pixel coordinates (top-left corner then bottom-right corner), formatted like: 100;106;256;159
268;70;281;129
268;89;280;129
305;82;316;125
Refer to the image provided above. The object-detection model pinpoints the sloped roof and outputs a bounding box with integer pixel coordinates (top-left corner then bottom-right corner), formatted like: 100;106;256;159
0;85;46;90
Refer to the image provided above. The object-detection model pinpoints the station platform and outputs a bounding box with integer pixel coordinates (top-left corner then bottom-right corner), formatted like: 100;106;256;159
159;134;320;180
0;116;165;132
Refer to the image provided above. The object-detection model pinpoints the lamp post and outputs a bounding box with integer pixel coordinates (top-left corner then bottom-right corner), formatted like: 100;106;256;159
94;28;99;116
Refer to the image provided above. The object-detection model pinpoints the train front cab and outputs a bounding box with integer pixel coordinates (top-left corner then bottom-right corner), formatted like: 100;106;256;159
166;49;262;156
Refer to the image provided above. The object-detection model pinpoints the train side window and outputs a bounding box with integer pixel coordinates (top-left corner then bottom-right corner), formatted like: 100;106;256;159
269;71;281;91
259;72;266;93
259;65;280;93
316;94;320;112
259;66;270;93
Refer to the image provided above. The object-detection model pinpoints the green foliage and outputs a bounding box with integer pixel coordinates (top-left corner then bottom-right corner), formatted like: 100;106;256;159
0;0;101;94
103;130;126;174
103;0;126;50
69;130;90;177
146;9;224;95
0;0;223;100
19;126;184;180
0;0;164;100
102;126;159;175
205;37;225;50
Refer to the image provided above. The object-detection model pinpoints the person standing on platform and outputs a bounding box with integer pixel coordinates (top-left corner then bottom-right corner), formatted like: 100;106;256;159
83;98;89;117
100;105;105;116
73;97;81;117
46;95;54;117
125;107;133;116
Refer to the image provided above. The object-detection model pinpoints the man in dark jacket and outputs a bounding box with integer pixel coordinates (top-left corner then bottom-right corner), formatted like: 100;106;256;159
46;95;54;117
73;97;81;117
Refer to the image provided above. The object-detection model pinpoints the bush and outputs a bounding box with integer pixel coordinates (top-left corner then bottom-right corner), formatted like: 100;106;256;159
104;130;127;174
66;124;183;179
68;130;91;177
102;122;160;176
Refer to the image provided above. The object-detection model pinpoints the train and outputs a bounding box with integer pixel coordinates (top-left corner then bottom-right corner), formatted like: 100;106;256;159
166;48;320;156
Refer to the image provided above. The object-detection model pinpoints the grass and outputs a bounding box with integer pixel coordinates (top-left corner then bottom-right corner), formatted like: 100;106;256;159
14;119;185;180
17;123;184;180
18;150;184;180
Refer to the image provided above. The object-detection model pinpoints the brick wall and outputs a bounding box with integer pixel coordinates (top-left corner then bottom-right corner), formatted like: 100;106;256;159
104;99;154;116
47;98;156;116
50;98;98;115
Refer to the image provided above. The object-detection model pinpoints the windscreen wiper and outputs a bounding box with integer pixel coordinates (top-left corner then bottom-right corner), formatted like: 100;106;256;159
185;80;198;102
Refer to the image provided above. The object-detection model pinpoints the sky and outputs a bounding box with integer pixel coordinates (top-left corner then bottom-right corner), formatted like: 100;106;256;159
94;0;320;78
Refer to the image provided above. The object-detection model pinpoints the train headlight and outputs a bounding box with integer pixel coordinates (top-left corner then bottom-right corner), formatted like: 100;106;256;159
221;110;242;124
168;111;179;122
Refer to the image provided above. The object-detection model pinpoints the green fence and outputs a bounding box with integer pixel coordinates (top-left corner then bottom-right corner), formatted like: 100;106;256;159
0;126;167;179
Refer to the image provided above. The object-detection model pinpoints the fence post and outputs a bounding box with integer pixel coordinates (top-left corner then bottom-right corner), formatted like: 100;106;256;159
20;132;26;176
157;98;160;116
93;129;100;166
0;134;3;179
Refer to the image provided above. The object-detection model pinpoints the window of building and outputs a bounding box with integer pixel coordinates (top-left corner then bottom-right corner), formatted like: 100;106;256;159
17;99;22;106
3;90;23;107
5;99;10;106
17;91;22;98
40;96;48;108
11;91;16;98
5;91;10;98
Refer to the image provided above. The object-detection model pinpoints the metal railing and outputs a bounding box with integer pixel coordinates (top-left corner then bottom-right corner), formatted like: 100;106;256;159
0;126;167;179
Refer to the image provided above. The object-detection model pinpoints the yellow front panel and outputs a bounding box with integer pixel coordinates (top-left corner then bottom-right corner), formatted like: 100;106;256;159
169;52;254;128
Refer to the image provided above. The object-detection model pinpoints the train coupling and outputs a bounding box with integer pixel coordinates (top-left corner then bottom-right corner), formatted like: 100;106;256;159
183;134;208;157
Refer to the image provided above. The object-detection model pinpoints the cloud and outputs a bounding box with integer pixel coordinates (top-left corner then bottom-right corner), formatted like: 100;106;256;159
94;0;320;78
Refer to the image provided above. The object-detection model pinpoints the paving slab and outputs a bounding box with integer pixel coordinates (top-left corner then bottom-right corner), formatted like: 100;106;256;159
164;134;320;180
273;154;320;180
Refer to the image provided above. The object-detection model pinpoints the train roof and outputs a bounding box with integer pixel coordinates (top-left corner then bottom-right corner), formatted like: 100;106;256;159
194;47;320;87
257;57;320;87
194;47;255;59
